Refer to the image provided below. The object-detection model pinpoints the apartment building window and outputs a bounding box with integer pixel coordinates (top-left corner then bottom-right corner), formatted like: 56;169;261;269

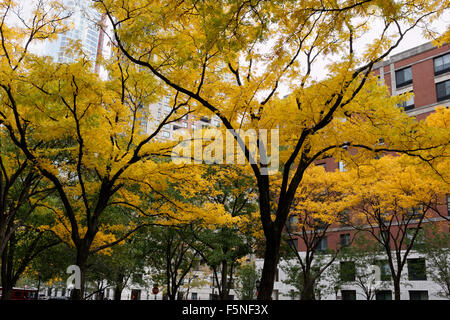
340;261;356;282
339;210;350;226
436;80;450;102
409;290;428;300
338;160;347;172
375;260;392;281
447;194;450;216
397;92;415;111
341;290;356;300
140;121;148;134
405;206;423;220
395;67;413;88
191;292;198;300
407;258;427;281
406;227;425;247
340;233;351;247
286;215;298;233
375;290;392;300
434;53;450;75
314;237;328;252
379;230;390;247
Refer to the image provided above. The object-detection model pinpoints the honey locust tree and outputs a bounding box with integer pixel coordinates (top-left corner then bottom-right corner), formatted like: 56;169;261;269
142;165;253;301
416;223;450;299
1;224;60;300
186;165;259;300
85;227;151;301
407;107;450;222
94;0;449;299
143;224;200;301
280;165;355;300
0;129;58;300
0;129;55;264
346;155;450;300
0;2;227;299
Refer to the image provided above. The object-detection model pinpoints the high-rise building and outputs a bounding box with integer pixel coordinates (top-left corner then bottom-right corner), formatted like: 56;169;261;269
42;0;104;69
144;95;222;141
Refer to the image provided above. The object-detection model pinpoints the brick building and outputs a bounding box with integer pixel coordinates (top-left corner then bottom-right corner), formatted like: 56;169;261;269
309;41;450;250
256;41;450;301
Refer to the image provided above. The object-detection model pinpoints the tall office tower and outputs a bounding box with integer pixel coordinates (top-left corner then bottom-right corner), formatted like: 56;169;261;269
43;0;104;69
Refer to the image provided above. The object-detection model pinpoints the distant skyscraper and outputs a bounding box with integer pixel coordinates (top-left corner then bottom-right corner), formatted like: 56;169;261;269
43;0;103;68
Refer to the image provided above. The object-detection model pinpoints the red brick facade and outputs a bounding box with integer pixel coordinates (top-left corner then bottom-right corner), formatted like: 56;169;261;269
295;42;450;252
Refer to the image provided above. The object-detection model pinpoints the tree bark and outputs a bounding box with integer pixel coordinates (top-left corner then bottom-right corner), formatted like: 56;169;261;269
1;234;15;300
71;245;89;300
114;286;123;301
393;277;401;300
219;260;228;300
300;280;316;300
257;228;281;300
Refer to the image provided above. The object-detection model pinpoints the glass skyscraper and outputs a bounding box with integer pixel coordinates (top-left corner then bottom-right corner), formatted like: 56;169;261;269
43;0;103;68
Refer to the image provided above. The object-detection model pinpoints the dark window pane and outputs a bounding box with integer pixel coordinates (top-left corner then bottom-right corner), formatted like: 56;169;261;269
408;258;427;281
447;194;450;216
409;290;428;300
314;237;327;252
340;261;356;282
340;233;351;247
375;260;392;281
436;80;450;102
341;290;356;300
397;91;414;111
396;67;412;88
376;290;392;300
434;53;450;75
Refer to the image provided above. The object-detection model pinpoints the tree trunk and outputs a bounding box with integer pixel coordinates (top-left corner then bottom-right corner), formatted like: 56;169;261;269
219;260;228;300
71;246;89;300
300;280;316;300
257;229;281;300
114;286;123;301
1;283;13;300
393;277;401;300
1;235;15;300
